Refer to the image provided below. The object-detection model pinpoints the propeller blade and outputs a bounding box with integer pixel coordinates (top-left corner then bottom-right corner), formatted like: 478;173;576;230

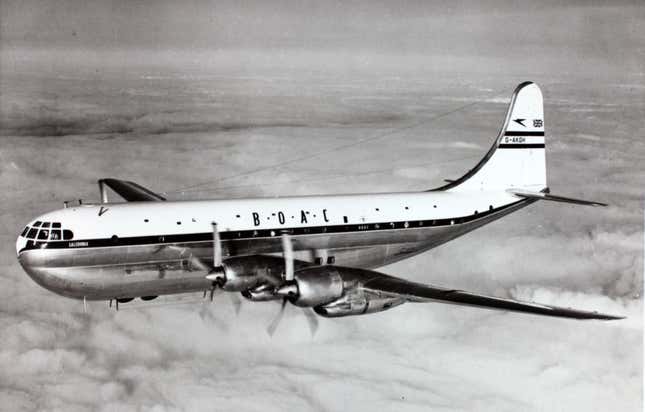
229;293;242;315
188;253;210;273
266;298;288;336
301;308;319;337
212;222;222;267
205;284;224;302
281;233;294;281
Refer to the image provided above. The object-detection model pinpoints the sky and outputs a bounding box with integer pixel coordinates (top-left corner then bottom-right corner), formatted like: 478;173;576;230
1;0;644;77
0;1;643;411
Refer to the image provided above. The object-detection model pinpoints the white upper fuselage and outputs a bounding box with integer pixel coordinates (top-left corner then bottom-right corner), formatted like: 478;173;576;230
18;190;519;250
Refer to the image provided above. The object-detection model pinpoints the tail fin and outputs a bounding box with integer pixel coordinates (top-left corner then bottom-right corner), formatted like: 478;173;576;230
434;81;547;192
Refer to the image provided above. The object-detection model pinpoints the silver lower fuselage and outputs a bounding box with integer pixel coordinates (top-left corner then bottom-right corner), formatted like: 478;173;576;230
18;200;530;301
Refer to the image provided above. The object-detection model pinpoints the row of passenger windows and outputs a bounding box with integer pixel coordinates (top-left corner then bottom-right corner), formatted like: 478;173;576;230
21;221;73;241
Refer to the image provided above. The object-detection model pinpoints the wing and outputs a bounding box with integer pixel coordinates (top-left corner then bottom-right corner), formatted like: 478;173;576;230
361;274;623;320
98;178;166;202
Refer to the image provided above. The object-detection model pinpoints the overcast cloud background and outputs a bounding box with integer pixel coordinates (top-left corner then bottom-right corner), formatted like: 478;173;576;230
1;1;643;411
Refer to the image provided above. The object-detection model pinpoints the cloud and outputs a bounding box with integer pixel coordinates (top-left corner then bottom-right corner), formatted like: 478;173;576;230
0;102;404;138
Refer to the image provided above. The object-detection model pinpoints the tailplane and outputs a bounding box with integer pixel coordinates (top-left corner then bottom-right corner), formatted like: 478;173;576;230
508;189;607;207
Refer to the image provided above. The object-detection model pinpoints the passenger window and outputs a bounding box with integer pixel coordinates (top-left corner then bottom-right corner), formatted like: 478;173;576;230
63;230;74;240
33;221;42;227
27;228;38;239
52;222;61;228
42;222;50;228
37;230;49;240
21;227;29;237
50;230;61;240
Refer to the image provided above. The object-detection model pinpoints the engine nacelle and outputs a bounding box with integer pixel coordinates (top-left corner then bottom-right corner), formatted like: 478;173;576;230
241;284;282;301
288;266;344;307
314;291;405;317
218;256;286;292
283;265;407;316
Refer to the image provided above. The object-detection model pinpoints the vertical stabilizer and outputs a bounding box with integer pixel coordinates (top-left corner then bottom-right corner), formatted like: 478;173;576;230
433;82;547;193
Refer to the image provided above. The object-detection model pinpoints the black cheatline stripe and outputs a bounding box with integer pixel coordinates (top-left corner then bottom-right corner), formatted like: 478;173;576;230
504;131;544;136
21;200;528;252
498;144;545;149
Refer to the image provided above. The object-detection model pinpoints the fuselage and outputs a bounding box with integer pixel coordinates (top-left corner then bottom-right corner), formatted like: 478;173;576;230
16;190;531;300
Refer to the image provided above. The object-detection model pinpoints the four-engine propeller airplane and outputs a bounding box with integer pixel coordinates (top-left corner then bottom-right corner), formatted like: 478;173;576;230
16;82;623;334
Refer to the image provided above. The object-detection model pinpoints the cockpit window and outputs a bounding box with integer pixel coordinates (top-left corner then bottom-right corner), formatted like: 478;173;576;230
33;221;42;227
23;222;72;241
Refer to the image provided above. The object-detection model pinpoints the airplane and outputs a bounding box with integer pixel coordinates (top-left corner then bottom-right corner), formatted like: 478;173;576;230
15;81;623;334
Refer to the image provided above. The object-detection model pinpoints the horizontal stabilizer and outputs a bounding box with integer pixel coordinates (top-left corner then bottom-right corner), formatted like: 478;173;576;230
98;178;166;202
509;189;607;207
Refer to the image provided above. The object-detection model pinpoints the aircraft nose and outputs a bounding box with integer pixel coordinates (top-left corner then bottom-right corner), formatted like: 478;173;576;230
16;232;27;256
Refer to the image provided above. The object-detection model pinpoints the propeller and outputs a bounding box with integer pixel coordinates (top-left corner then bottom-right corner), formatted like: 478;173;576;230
212;222;222;267
302;307;320;336
267;297;288;336
266;295;319;337
195;223;242;314
204;222;226;294
282;233;294;281
266;233;319;337
229;293;242;315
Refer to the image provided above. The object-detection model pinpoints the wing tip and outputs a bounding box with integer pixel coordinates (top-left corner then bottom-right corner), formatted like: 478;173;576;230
592;313;626;321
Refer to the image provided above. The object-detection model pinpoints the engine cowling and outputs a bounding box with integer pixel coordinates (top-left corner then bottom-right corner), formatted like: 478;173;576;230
314;292;405;317
241;284;282;301
216;256;285;292
285;266;344;307
277;265;407;317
